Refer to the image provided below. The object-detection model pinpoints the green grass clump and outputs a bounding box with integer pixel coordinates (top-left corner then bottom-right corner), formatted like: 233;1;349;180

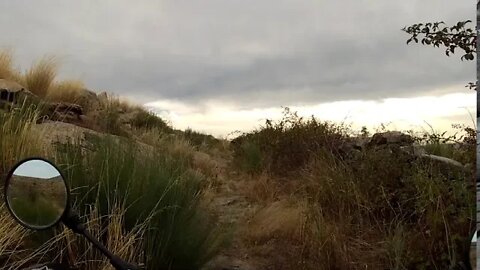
53;134;226;269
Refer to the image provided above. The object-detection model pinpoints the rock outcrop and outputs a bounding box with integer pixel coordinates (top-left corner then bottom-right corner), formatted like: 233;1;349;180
0;79;35;108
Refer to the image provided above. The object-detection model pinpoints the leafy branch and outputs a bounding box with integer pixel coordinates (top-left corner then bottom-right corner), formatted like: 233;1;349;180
402;20;477;90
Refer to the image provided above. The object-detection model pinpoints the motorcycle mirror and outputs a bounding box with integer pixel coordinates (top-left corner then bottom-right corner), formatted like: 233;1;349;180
4;158;69;230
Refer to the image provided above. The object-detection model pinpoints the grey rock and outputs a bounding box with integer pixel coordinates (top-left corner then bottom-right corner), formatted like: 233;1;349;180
368;131;414;147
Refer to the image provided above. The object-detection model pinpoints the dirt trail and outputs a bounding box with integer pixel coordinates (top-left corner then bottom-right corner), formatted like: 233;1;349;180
203;159;261;270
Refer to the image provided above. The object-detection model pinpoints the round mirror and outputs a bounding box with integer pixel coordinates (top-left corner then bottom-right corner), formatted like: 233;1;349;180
4;158;69;230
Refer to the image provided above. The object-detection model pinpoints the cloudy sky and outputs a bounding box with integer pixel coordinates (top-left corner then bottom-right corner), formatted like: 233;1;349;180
14;160;60;179
0;1;475;136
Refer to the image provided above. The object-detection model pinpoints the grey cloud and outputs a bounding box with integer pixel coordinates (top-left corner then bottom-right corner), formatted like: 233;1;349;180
0;0;474;109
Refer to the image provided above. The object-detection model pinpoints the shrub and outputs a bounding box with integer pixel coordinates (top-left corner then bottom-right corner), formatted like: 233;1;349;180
239;141;263;173
232;107;349;175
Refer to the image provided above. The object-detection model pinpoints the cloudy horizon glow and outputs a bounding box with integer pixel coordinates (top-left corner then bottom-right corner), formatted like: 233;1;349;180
146;87;475;137
1;0;475;137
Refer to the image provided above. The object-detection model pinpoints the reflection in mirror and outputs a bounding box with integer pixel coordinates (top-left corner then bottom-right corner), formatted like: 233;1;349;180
6;159;68;229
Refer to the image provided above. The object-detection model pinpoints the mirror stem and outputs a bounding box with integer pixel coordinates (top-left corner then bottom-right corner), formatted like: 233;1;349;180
62;209;139;270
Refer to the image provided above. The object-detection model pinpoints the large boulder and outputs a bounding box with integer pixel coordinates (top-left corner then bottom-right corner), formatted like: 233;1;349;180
368;131;414;147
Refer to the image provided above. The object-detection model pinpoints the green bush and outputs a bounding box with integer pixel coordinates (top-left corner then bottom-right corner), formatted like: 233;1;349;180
239;141;263;173
130;109;170;132
232;107;349;175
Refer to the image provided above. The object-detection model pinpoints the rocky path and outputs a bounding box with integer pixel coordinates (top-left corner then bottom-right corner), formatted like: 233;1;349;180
203;164;260;270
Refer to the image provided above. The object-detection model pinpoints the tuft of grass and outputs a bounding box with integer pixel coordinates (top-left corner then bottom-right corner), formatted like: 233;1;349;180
24;57;57;97
90;94;129;136
0;101;46;178
0;50;25;85
46;80;85;105
0;50;14;80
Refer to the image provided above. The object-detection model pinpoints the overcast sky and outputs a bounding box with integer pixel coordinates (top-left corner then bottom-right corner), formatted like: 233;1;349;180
0;1;475;136
14;160;60;179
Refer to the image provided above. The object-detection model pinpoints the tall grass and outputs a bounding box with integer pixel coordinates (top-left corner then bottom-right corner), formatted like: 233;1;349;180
52;134;226;269
24;57;57;98
0;102;46;269
0;50;24;88
0;95;227;269
0;204;30;270
0;101;45;179
0;50;14;80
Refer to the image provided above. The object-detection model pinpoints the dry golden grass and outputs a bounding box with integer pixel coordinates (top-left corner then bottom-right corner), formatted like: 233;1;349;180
0;101;46;175
0;204;30;270
24;57;57;97
192;151;221;181
46;80;85;104
135;129;195;161
0;50;25;85
54;203;145;270
239;173;280;203
244;200;306;245
100;93;142;113
0;50;14;80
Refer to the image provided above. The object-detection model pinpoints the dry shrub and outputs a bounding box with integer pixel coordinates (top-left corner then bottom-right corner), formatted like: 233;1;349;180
25;57;57;97
244;200;306;245
47;80;85;104
192;151;220;180
239;173;280;203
